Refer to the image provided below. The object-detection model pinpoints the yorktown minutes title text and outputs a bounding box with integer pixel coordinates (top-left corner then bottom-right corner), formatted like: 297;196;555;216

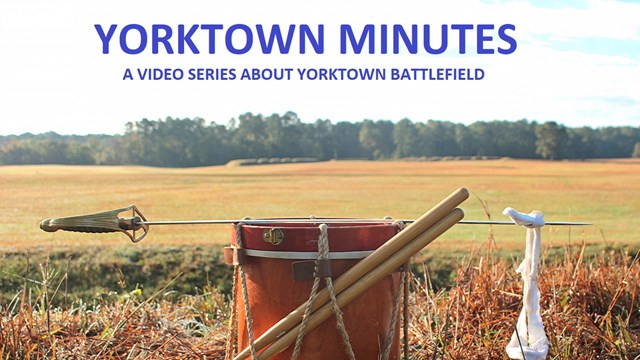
95;23;516;81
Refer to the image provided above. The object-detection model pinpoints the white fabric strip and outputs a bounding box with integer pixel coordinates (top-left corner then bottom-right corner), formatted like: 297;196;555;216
503;207;549;360
244;249;374;260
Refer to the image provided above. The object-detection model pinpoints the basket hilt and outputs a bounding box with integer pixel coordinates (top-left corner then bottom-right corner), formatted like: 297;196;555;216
39;205;149;243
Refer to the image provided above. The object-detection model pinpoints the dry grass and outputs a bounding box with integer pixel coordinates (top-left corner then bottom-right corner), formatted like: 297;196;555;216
1;267;229;359
1;242;638;359
1;159;639;252
409;241;640;359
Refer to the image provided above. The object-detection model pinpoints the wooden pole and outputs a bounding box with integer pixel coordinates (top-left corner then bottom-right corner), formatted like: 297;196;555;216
403;262;410;358
233;187;468;360
256;208;464;359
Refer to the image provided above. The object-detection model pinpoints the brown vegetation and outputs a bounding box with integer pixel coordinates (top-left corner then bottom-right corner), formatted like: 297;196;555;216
410;242;639;359
2;242;637;359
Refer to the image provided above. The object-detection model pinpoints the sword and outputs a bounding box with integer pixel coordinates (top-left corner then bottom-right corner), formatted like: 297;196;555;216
39;205;592;243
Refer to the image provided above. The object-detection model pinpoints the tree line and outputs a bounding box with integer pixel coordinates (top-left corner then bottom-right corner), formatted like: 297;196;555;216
1;112;639;166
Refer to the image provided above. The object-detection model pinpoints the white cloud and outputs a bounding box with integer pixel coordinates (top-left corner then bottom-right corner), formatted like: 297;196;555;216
0;0;638;135
500;0;640;42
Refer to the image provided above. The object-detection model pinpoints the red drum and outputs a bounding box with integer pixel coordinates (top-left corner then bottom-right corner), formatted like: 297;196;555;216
231;220;402;359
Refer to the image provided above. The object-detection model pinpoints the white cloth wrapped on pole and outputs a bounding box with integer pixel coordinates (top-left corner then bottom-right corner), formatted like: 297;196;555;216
503;207;549;360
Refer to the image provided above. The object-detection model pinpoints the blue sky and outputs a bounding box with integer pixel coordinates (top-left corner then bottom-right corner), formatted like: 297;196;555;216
0;0;638;135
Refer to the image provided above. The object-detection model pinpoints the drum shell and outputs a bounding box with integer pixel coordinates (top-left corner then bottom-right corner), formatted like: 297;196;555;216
232;222;402;360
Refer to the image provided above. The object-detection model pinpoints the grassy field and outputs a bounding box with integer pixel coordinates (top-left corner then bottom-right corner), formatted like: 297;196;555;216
1;159;639;358
1;159;639;252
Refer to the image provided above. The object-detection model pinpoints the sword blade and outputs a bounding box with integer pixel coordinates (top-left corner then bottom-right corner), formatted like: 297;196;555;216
137;219;592;226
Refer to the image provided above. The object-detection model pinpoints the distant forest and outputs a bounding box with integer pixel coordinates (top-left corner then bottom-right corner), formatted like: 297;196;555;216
1;112;640;166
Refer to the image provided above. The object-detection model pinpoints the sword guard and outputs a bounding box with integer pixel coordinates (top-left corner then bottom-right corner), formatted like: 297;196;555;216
40;205;150;243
